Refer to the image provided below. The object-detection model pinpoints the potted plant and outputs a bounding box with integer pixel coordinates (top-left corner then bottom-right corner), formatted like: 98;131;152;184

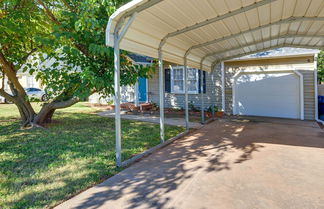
207;105;224;118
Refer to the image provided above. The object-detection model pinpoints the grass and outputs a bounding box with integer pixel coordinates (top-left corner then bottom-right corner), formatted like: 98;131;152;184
0;103;184;209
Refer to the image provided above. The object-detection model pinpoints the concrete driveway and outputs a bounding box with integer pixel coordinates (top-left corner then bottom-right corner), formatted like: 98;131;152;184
56;117;324;209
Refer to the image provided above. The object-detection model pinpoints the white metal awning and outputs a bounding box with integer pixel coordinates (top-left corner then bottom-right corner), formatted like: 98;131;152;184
106;0;324;71
107;0;324;167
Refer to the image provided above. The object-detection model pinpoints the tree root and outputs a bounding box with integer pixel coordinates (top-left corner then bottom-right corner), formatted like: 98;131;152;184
20;122;48;130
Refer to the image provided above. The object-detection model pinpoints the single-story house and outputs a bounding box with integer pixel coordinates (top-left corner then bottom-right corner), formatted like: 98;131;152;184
90;49;319;120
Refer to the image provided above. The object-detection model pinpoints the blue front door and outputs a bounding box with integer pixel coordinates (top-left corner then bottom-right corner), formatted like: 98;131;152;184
138;77;147;102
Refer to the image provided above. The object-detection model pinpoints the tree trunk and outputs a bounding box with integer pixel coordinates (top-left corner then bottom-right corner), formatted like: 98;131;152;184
2;94;79;128
10;96;37;128
32;97;80;126
0;50;83;128
33;104;56;125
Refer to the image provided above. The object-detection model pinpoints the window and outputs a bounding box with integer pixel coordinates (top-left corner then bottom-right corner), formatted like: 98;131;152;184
187;68;199;93
170;66;199;94
171;67;184;93
27;76;35;88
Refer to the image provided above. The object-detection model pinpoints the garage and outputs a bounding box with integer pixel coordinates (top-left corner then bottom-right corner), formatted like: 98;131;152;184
233;71;302;119
223;53;317;121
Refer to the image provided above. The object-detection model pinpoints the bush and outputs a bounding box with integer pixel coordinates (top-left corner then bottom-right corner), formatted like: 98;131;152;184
207;105;218;113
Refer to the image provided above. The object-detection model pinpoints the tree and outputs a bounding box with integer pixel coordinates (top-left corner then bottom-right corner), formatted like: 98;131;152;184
0;0;152;128
317;51;324;84
0;0;52;127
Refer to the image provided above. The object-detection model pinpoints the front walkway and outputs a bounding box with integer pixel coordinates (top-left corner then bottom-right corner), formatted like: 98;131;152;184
98;111;203;128
55;117;324;209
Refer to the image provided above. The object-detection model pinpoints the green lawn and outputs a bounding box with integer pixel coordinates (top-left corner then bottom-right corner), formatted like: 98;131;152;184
0;103;184;209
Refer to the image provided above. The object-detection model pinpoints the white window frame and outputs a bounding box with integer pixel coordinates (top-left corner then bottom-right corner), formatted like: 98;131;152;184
187;67;199;94
170;66;184;94
170;65;199;94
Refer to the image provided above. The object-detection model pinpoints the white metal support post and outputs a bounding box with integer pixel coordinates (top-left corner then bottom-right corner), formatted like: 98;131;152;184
184;57;189;130
134;80;139;107
314;53;319;121
221;62;225;112
158;48;165;142
113;34;122;167
113;14;136;167
200;62;205;124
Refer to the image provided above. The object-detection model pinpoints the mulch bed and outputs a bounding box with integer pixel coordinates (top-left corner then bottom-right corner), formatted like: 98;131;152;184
85;102;223;120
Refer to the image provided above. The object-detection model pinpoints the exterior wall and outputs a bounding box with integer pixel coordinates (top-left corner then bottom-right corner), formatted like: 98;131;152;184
221;55;316;120
148;63;222;110
87;54;316;120
88;85;135;105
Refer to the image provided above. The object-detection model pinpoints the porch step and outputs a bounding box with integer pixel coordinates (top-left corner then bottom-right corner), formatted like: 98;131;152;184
117;102;153;112
139;103;153;111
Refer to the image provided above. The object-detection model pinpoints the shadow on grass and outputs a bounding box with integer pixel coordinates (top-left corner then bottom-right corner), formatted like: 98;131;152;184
0;112;184;209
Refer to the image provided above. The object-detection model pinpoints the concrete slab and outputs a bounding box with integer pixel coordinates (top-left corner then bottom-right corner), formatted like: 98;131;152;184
98;111;203;129
55;118;324;209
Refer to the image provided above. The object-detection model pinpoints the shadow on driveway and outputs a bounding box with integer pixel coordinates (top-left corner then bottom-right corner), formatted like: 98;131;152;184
55;117;324;209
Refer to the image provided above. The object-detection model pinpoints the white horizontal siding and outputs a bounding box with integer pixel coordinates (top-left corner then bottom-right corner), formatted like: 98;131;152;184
222;56;316;120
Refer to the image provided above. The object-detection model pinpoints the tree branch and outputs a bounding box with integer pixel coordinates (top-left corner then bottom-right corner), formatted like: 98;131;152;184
0;50;14;72
36;0;90;57
0;68;17;103
8;80;18;96
52;97;80;109
49;88;96;109
36;0;61;25
0;50;29;97
0;88;15;102
61;0;75;12
21;47;40;63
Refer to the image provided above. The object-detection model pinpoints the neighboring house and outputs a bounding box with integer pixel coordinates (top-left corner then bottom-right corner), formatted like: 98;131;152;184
0;53;78;103
89;48;319;120
0;72;43;103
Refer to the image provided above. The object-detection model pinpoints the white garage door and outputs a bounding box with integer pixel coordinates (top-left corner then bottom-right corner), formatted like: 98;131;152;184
233;72;301;119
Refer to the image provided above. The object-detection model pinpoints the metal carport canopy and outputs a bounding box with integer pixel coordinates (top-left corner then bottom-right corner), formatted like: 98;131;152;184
106;0;324;167
106;0;324;72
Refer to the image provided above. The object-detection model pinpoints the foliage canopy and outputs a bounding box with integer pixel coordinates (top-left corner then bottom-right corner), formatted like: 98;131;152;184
0;0;153;126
